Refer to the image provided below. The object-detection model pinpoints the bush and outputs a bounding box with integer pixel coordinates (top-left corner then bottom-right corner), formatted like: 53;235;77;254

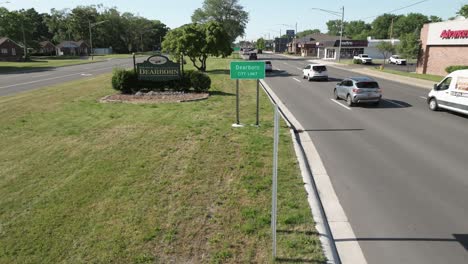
445;65;468;73
190;71;211;92
353;59;362;64
111;68;137;94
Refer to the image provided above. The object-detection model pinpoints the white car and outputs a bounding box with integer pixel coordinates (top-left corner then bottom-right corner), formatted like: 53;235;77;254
388;55;407;65
265;61;272;72
302;64;328;81
428;69;468;116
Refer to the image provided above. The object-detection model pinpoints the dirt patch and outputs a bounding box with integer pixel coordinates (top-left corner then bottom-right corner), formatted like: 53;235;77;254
100;92;209;104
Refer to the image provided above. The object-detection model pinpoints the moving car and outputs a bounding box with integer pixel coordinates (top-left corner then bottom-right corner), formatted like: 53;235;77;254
334;77;382;106
427;69;468;116
388;55;407;65
302;64;328;81
249;53;257;60
265;61;272;72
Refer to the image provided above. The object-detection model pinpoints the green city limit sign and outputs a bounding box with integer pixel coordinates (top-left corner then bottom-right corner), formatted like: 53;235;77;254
230;61;265;80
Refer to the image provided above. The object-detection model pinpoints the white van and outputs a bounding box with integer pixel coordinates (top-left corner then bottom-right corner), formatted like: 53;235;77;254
428;69;468;116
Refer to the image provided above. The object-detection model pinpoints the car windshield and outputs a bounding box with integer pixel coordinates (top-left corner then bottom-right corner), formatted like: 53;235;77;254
313;66;326;72
265;61;271;65
393;55;400;58
361;54;368;57
356;82;379;88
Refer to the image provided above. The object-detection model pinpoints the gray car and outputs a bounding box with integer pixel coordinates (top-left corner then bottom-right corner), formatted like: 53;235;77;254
334;77;382;106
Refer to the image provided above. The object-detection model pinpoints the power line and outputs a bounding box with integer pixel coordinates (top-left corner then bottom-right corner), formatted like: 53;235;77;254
360;0;429;20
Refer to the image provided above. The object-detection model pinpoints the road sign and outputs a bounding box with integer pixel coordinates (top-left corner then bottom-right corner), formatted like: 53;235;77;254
230;61;265;80
233;47;241;51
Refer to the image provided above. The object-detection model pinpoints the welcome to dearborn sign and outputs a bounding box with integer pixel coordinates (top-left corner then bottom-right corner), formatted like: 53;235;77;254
136;55;181;81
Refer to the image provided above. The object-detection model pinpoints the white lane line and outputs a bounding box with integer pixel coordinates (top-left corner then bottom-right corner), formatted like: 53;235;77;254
276;68;282;71
419;96;427;100
0;72;85;89
330;99;352;110
296;67;302;70
382;99;405;107
292;77;301;83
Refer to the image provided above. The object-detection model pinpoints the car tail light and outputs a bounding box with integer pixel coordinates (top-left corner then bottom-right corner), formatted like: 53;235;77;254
352;88;363;93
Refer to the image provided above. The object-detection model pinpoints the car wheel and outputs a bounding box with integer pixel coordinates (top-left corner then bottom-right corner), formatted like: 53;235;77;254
429;98;438;111
334;89;339;100
372;100;380;106
346;95;354;106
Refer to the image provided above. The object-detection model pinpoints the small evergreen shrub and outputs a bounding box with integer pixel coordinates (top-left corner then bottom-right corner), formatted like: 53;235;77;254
111;68;137;94
353;59;362;64
190;71;211;92
445;65;468;73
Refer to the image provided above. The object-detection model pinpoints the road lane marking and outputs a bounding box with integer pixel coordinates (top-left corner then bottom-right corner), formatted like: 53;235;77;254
296;67;302;70
382;99;405;107
276;68;282;71
419;96;427;100
292;77;301;83
330;99;352;110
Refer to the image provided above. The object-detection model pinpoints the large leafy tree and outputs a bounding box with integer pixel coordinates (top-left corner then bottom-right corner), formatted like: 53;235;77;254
256;37;265;50
393;13;428;38
457;4;468;18
326;19;347;36
371;14;401;39
376;41;395;67
191;0;249;43
296;29;321;38
397;32;420;70
345;20;371;39
162;22;232;71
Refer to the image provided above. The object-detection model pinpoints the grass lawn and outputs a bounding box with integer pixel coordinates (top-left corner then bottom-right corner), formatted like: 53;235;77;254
0;57;325;263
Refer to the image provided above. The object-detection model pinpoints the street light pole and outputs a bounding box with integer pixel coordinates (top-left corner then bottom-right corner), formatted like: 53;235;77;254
89;20;108;60
338;6;344;62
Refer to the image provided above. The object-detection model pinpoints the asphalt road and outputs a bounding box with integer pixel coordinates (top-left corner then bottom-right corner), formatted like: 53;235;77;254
260;53;468;264
0;57;144;96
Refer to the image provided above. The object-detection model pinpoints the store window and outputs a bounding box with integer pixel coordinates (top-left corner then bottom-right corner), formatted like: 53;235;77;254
1;48;7;54
326;49;336;59
11;48;16;56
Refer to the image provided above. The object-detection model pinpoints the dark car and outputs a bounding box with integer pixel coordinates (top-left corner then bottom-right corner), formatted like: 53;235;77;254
249;53;257;60
257;49;263;54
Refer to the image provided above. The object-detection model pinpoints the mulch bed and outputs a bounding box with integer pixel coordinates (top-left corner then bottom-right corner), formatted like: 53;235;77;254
100;92;209;104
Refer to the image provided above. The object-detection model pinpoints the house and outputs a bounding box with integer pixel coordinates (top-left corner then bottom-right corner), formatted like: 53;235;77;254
0;37;24;61
39;41;56;56
56;40;89;56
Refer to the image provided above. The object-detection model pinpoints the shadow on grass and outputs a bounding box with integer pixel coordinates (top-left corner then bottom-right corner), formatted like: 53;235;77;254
275;257;325;263
206;69;229;75
277;229;320;236
209;91;235;96
0;66;57;75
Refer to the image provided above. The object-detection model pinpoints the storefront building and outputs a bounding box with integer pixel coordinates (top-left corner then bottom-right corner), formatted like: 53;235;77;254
417;18;468;76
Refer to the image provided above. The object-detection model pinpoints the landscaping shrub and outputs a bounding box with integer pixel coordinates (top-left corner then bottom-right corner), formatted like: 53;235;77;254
445;65;468;73
353;59;362;64
111;68;137;94
190;71;211;92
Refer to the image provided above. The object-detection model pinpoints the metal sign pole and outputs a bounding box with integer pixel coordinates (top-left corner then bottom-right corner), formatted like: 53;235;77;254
272;104;279;259
133;53;136;74
256;79;260;126
236;79;240;125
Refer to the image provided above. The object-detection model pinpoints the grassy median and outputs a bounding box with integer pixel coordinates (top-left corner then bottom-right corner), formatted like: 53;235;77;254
0;57;325;263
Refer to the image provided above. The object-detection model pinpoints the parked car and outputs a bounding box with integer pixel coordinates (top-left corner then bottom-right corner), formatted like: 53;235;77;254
334;77;382;106
427;69;468;116
249;53;257;60
302;64;328;81
388;55;406;65
265;60;272;72
257;49;263;54
353;54;373;64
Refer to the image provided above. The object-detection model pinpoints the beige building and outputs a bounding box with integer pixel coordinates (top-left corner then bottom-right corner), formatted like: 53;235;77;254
417;18;468;76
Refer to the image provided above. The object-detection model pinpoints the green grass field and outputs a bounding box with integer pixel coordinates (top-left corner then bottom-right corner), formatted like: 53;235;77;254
0;57;325;263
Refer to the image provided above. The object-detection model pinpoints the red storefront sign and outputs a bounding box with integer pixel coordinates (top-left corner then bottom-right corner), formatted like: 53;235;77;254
440;29;468;39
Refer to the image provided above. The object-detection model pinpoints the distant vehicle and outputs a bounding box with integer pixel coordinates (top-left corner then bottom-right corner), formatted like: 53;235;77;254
388;55;406;65
334;77;382;106
353;54;373;64
257;49;263;54
265;61;272;72
249;53;257;60
427;69;468;116
302;64;328;81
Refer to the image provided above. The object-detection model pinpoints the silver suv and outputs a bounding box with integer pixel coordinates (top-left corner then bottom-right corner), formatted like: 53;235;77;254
334;77;382;106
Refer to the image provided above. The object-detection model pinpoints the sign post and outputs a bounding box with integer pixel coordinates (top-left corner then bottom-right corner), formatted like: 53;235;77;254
272;104;279;258
229;61;265;127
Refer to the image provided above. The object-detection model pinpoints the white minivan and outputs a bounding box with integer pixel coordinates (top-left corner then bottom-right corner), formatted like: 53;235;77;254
428;69;468;116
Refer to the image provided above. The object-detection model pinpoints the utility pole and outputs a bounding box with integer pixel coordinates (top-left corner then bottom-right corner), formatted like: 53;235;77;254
89;20;108;60
21;20;27;59
338;6;344;62
390;17;394;39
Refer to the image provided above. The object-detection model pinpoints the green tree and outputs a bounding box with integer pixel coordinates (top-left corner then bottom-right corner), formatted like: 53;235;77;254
191;0;249;43
397;33;420;71
296;29;321;38
376;41;395;68
326;19;347;36
371;14;401;39
456;4;468;18
393;13;428;38
345;20;371;39
429;15;442;23
162;22;231;71
256;37;265;50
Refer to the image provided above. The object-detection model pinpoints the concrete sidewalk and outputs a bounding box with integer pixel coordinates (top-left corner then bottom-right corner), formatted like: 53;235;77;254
276;53;436;90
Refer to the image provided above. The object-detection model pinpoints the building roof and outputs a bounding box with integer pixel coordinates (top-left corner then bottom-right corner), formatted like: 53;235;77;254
295;33;350;45
39;41;56;47
56;40;88;48
0;37;22;47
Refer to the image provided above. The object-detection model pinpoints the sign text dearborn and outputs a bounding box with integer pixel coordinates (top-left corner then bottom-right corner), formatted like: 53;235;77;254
136;55;181;81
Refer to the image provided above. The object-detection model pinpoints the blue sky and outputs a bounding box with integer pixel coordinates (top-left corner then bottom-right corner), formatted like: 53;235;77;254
3;0;466;40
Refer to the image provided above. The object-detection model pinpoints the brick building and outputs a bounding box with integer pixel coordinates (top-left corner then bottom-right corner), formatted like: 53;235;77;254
56;40;89;56
417;18;468;76
39;41;56;56
0;37;24;61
